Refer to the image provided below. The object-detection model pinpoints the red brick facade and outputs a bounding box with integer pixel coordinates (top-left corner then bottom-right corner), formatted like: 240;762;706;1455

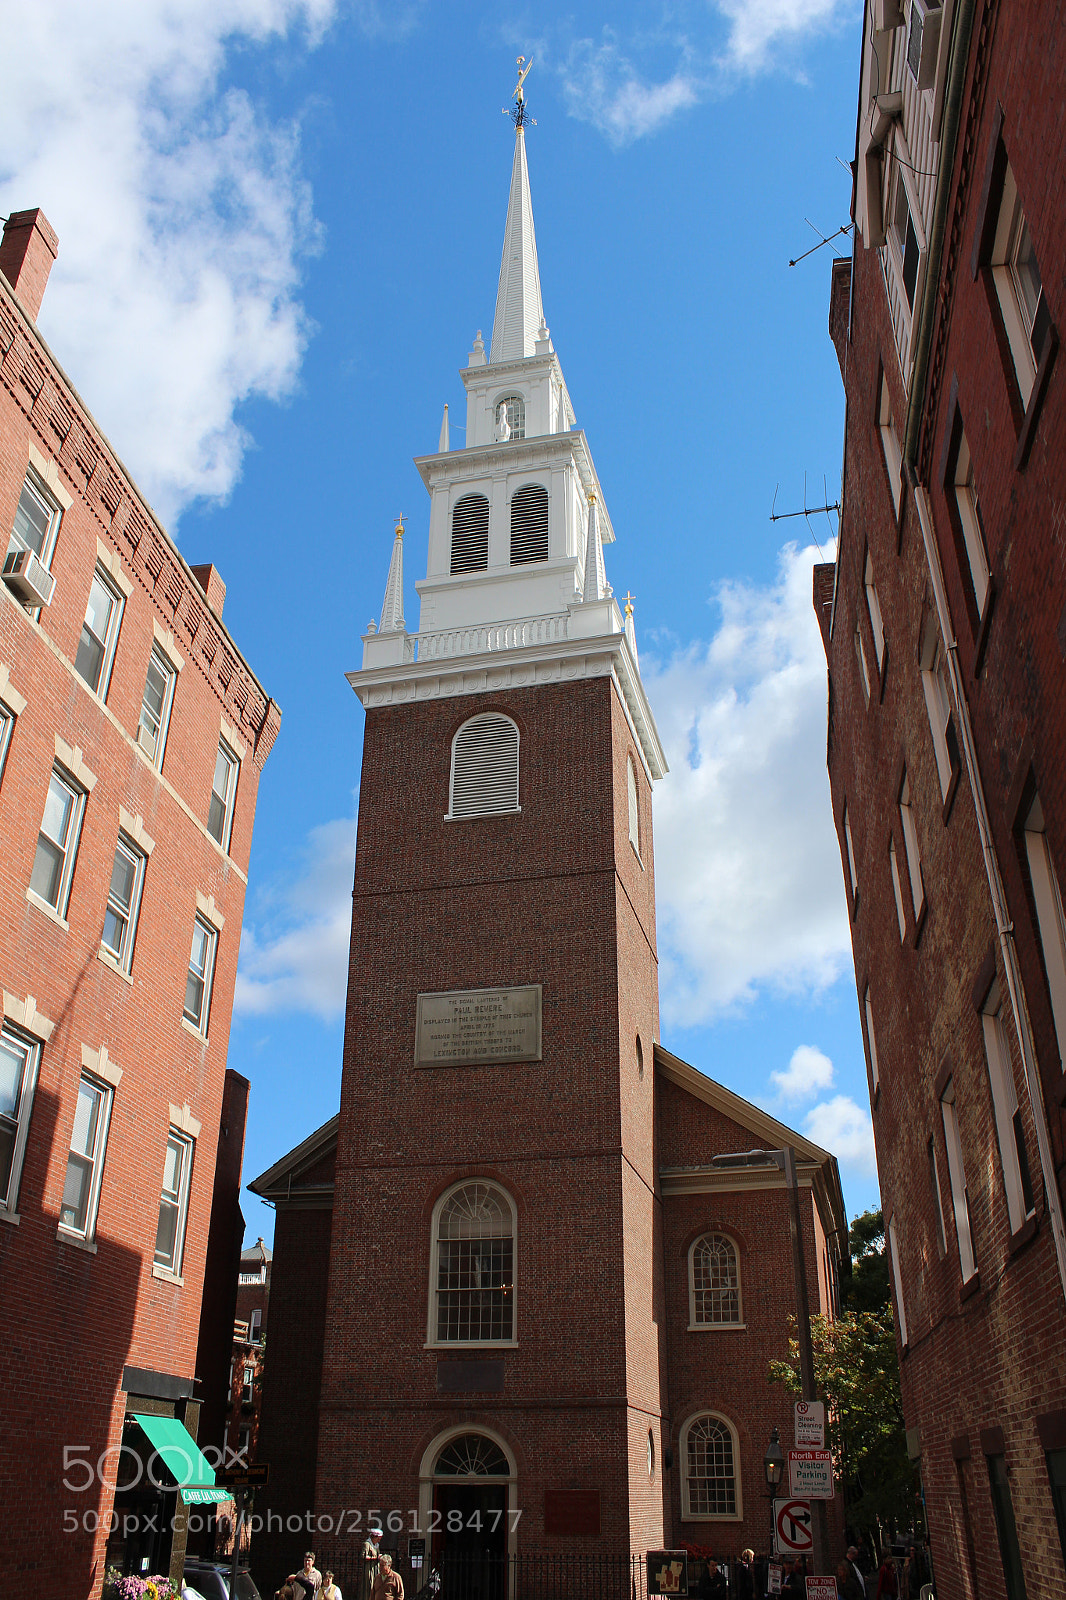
0;213;277;1592
817;3;1066;1595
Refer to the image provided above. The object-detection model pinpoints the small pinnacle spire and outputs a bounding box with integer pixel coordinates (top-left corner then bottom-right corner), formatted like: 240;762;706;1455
582;494;607;604
439;403;450;452
623;590;638;666
380;517;406;633
468;329;486;367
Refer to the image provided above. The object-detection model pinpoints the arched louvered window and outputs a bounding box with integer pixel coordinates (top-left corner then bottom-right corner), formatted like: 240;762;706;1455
451;494;490;575
496;395;525;440
431;1181;516;1343
627;757;640;855
448;713;520;820
681;1413;742;1519
510;483;549;565
689;1233;742;1326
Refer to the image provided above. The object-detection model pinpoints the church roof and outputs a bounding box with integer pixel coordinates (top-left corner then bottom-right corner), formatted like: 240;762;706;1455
248;1113;338;1208
489;126;545;364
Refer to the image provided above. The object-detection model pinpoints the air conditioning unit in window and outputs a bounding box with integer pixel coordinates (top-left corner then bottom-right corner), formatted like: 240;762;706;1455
907;0;942;89
875;0;904;30
3;546;55;607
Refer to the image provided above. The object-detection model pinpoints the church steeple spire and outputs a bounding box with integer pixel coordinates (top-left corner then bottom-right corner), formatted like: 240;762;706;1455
379;517;406;633
490;63;545;364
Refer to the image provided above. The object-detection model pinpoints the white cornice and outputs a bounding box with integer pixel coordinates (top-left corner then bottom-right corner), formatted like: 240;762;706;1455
414;430;615;543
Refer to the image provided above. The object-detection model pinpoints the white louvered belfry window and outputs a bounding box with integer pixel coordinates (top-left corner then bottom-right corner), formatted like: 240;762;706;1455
497;395;525;439
450;494;490;575
510;483;548;565
449;714;520;820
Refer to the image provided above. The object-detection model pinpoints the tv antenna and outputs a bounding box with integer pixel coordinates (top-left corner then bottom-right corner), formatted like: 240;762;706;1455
789;220;853;268
770;476;840;561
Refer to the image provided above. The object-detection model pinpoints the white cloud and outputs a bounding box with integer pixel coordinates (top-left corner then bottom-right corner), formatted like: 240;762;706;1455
0;0;339;527
802;1093;876;1172
712;0;854;73
772;1043;835;1100
235;813;356;1019
557;36;699;147
645;540;850;1026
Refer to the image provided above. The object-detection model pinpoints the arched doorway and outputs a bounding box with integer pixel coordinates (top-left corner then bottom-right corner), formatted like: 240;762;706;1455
418;1428;516;1600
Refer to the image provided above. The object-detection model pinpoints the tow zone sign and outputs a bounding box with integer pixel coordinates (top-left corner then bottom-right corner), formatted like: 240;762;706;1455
773;1499;813;1556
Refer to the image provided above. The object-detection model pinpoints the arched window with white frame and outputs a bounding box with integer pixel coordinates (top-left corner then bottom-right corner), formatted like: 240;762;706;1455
688;1233;742;1328
448;713;520;821
429;1180;516;1345
680;1412;742;1520
495;394;525;439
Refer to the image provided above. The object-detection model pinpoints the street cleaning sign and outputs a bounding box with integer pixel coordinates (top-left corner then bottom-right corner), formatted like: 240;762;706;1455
794;1400;825;1447
788;1447;834;1499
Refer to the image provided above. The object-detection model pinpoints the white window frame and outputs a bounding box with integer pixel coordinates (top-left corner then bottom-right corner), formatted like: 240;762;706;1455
864;986;880;1097
0;702;14;787
29;766;86;919
887;1214;908;1347
155;1127;194;1274
447;713;521;822
59;1072;113;1242
899;772;925;922
208;738;239;851
8;469;61;566
981;989;1035;1235
679;1412;743;1522
101;833;147;974
952;428;991;619
688;1233;743;1329
889;838;907;942
920;619;957;800
494;394;526;440
0;1024;41;1216
879;372;903;515
627;756;641;860
249;1308;262;1345
137;645;177;770
74;565;124;700
865;551;885;671
427;1179;517;1348
990;163;1047;405
183;915;218;1036
843;805;858;901
854;621;872;705
1023;796;1066;1073
941;1080;977;1282
242;1361;255;1402
928;1136;947;1258
882;144;927;369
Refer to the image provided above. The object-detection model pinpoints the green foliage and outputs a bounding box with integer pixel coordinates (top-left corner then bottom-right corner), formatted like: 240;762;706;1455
768;1303;913;1535
844;1207;891;1314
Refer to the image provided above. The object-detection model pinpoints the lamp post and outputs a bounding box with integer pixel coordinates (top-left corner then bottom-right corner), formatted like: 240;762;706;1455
764;1426;784;1574
712;1146;829;1577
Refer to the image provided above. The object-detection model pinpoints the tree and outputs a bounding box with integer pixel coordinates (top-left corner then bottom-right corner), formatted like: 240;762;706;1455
845;1208;891;1314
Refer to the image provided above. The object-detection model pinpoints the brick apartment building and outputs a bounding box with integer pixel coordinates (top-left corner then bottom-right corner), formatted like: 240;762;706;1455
815;1;1066;1596
0;208;279;1592
248;106;847;1585
225;1237;271;1464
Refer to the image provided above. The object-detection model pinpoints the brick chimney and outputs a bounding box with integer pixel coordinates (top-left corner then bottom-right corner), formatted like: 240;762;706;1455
812;562;837;654
191;563;226;618
0;209;59;322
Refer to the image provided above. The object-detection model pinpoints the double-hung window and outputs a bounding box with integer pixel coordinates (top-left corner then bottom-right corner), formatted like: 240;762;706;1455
0;1026;41;1214
899;771;925;924
920;620;960;800
101;835;146;973
155;1128;194;1273
242;1362;255;1402
208;740;239;850
184;916;218;1035
952;428;991;622
0;703;14;786
981;993;1035;1234
879;372;903;515
138;647;177;769
30;767;86;917
1022;796;1066;1072
8;472;60;563
991;162;1051;405
74;568;124;698
59;1074;113;1240
887;1214;908;1347
941;1080;977;1282
863;986;880;1097
864;551;885;673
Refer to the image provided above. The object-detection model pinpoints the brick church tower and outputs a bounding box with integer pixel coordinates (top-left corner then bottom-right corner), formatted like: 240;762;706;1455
319;92;670;1560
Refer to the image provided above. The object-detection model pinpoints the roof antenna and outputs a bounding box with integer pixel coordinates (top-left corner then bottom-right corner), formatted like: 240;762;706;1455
770;475;840;562
789;220;853;268
503;56;537;129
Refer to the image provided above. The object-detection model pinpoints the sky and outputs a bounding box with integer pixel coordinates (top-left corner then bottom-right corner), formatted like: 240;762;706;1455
0;0;880;1244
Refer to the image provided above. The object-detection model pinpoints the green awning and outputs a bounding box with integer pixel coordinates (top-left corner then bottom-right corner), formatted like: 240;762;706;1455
132;1413;232;1506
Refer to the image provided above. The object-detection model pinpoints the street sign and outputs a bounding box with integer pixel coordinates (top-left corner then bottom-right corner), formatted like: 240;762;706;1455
213;1464;270;1488
409;1538;426;1571
773;1498;813;1556
794;1400;825;1448
805;1579;838;1600
767;1565;782;1595
646;1551;688;1595
788;1448;833;1499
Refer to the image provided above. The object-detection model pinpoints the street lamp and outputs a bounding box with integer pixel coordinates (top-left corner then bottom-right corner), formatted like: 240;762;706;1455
764;1427;785;1492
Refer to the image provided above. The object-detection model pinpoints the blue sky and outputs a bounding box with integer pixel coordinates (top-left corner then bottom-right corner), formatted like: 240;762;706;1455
2;0;878;1244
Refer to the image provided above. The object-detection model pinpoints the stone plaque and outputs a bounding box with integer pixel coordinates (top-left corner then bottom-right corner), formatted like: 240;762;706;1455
414;984;541;1067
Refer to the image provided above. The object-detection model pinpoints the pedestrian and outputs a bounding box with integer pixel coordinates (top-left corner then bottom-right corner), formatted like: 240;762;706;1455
361;1527;384;1600
288;1554;323;1600
736;1549;755;1600
837;1560;863;1600
875;1554;898;1599
846;1546;868;1597
904;1546;923;1600
784;1557;807;1595
323;1572;343;1600
372;1552;405;1600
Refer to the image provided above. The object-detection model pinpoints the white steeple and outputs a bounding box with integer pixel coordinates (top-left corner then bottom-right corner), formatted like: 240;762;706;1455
582;495;608;603
490;124;545;364
379;518;406;632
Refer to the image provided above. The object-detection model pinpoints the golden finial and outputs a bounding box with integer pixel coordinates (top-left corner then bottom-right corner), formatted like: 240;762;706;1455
623;590;635;616
394;514;407;537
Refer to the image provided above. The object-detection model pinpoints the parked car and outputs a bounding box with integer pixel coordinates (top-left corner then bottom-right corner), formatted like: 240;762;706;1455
183;1559;263;1600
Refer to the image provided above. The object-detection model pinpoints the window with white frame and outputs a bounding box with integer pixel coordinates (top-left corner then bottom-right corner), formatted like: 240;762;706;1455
1022;795;1066;1072
843;805;858;902
981;991;1036;1234
208;739;239;850
920;619;959;800
889;838;907;942
865;552;885;671
138;646;177;769
74;567;124;698
242;1362;255;1401
155;1127;194;1272
952;427;991;620
689;1234;741;1326
879;371;903;515
510;483;548;565
0;703;14;787
30;767;86;917
450;494;490;574
864;986;880;1096
431;1180;515;1344
681;1413;741;1519
8;471;60;564
991;162;1051;405
887;1214;908;1347
101;834;146;973
899;771;925;922
59;1074;113;1240
627;757;641;858
0;1025;41;1214
249;1308;262;1344
496;395;526;440
184;916;218;1035
448;713;520;820
854;621;872;705
928;1136;947;1258
941;1080;977;1281
889;165;922;314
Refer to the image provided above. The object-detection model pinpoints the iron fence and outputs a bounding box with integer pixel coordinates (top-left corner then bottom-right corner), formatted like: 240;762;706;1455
318;1552;654;1600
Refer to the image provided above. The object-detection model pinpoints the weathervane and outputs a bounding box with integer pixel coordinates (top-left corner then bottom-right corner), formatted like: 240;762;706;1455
503;56;536;129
